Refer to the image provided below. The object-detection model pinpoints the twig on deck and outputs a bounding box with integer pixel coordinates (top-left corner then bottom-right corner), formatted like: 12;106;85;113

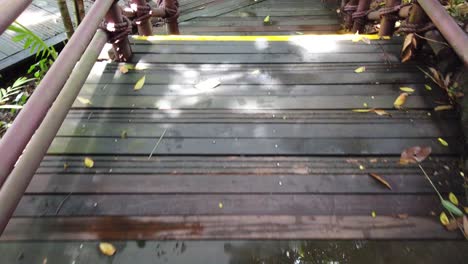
55;192;72;215
148;128;167;160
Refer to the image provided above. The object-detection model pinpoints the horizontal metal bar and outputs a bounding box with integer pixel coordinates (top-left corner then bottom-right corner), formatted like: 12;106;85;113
0;29;108;235
418;0;468;65
0;0;32;35
0;0;114;187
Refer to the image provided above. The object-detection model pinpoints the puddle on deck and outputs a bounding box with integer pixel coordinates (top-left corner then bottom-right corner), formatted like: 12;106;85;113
1;240;467;263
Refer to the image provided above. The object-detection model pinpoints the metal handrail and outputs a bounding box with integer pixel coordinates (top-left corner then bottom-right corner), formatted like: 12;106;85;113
418;0;468;65
0;0;32;35
0;0;115;186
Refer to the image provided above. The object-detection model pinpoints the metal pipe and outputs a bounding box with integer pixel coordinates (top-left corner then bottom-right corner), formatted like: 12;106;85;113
0;30;108;235
418;0;468;65
105;2;132;61
367;5;410;21
0;0;114;187
0;0;32;35
352;0;371;33
379;0;401;36
131;0;153;35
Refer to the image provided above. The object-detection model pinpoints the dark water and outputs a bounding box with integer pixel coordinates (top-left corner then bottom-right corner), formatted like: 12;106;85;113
1;240;467;263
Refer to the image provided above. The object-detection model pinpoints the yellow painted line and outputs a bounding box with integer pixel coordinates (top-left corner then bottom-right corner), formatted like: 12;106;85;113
132;34;391;42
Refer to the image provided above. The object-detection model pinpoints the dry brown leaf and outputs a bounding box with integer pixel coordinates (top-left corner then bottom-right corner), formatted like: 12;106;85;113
399;146;432;164
373;109;391;116
393;93;408;109
401;33;416;63
368;173;392;190
99;242;116;256
434;105;453;111
445;217;463;231
402;33;414;52
119;65;129;74
396;214;409;219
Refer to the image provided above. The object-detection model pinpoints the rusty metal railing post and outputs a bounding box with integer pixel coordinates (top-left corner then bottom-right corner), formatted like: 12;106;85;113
379;0;401;36
162;0;180;34
342;0;359;30
352;0;371;33
103;1;132;61
130;0;153;35
0;0;32;35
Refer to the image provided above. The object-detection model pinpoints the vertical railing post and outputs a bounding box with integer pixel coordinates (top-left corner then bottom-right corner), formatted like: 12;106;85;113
130;0;153;35
342;0;359;30
163;0;180;34
103;1;132;61
379;0;402;36
352;0;371;33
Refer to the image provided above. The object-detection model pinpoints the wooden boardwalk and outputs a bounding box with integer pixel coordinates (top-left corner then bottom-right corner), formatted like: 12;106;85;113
0;0;93;71
1;0;467;259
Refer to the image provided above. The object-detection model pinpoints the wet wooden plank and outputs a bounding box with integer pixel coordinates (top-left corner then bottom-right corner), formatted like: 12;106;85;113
130;42;400;54
15;194;445;216
56;122;461;138
3;215;460;240
26;172;463;194
47;137;462;155
71;95;435;109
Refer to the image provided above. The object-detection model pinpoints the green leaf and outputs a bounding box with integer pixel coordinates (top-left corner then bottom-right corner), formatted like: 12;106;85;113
400;87;415;93
441;199;463;216
134;75;146;90
424;84;432;91
448;192;459;206
438;137;449;147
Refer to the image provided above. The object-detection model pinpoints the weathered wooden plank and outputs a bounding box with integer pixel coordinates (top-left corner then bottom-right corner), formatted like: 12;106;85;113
3;215;460;240
169;25;341;34
15;194;444;216
1;240;467;263
132;52;399;63
26;172;462;194
63;109;457;124
179;16;339;26
78;83;429;96
47;137;461;155
71;95;435;109
56;122;461;138
131;42;401;54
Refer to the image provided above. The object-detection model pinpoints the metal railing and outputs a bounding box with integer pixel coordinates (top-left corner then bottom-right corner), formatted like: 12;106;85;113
0;0;179;235
342;0;468;65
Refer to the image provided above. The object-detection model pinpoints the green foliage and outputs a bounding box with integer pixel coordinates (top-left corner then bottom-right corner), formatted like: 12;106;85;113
7;22;57;79
0;77;35;109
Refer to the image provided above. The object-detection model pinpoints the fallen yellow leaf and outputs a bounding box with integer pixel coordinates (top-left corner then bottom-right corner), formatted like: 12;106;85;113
373;109;390;116
121;130;128;139
84;157;94;168
359;165;365;170
352;109;372;112
218;202;223;208
424;84;432;91
119;65;129;74
77;97;92;105
400;87;415;93
440;212;449;226
134;75;146;90
393;93;408;109
354;66;366;73
263;15;270;23
434;105;453;111
371;211;376;218
99;242;116;256
438;137;449;147
449;192;459;206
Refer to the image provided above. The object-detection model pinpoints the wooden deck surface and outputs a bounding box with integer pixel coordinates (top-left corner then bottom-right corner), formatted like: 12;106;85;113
1;0;466;249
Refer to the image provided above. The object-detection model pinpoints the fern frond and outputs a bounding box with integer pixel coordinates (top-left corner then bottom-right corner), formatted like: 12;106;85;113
7;22;57;60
